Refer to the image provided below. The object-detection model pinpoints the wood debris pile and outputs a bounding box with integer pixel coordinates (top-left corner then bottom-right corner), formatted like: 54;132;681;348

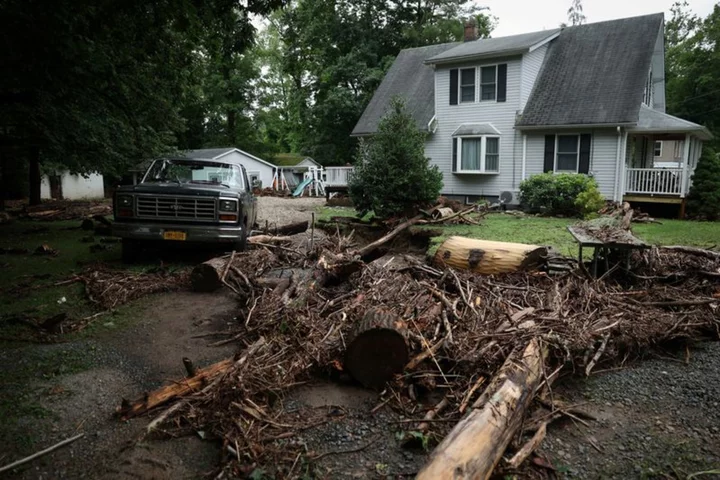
79;265;190;309
115;225;720;478
22;200;112;221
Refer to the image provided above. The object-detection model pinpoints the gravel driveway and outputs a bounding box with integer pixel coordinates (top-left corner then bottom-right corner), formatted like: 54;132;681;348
541;342;720;478
255;196;325;229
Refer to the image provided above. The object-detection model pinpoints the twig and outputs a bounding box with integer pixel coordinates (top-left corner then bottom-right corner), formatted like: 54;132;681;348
507;421;547;469
458;375;486;414
0;433;85;473
585;333;610;376
417;396;449;432
221;251;236;283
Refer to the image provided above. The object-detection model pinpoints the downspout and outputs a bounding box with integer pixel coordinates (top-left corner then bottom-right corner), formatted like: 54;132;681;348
613;126;623;202
521;134;527;182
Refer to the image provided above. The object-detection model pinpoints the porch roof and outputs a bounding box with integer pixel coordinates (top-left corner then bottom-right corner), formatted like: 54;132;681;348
629;105;713;140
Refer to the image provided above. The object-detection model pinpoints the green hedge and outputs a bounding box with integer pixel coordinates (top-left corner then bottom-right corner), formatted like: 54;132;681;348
519;173;604;218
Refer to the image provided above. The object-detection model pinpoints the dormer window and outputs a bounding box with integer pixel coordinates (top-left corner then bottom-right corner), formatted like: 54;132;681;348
460;68;475;102
480;66;497;101
643;67;653;106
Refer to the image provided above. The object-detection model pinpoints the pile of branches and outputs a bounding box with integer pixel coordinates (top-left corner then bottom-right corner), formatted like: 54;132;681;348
116;229;720;478
79;264;190;309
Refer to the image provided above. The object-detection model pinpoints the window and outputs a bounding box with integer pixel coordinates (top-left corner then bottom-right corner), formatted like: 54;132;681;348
556;135;579;172
480;66;497;101
654;141;663;158
643;67;653;106
460;68;475;103
454;136;500;173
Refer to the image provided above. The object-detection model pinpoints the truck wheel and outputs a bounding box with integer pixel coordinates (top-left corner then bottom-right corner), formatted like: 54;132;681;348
233;230;248;252
121;239;141;263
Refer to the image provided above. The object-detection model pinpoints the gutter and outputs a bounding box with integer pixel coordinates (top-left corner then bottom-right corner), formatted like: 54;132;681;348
613;126;623;202
424;48;528;66
517;122;636;130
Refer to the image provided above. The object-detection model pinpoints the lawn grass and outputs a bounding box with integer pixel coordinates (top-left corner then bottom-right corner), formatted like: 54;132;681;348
316;207;720;257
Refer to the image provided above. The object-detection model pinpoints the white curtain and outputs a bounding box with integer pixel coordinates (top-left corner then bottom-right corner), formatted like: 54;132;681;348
461;139;481;170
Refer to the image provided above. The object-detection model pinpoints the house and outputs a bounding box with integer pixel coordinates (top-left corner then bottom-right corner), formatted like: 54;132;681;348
41;171;105;200
179;148;276;189
270;154;323;188
352;14;711;212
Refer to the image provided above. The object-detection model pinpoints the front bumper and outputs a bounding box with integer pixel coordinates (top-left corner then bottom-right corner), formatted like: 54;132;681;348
112;221;244;243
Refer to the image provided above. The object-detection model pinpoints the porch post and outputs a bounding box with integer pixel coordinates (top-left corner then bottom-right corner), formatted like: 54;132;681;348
680;133;691;198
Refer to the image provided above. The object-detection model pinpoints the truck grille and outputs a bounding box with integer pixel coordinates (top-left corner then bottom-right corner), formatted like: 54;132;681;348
136;196;216;221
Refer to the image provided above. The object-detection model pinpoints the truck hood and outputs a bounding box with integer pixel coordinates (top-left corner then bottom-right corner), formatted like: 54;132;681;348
116;183;241;199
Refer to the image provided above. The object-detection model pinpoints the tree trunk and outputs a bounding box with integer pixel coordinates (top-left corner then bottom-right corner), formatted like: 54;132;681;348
28;147;41;206
344;308;408;389
433;236;547;275
190;257;232;292
416;338;546;480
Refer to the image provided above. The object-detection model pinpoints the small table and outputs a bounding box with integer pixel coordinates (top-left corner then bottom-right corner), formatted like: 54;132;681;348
567;226;650;276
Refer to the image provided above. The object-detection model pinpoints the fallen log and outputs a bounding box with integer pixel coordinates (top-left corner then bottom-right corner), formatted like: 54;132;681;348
117;357;234;420
190;257;231;292
416;338;547;480
118;338;266;420
344;308;408;389
433;236;548;275
272;220;308;236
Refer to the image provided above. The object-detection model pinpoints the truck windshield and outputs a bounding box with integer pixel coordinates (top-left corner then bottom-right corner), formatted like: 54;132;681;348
142;159;245;190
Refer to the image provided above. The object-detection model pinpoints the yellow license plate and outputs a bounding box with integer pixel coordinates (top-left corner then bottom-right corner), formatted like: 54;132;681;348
163;231;187;241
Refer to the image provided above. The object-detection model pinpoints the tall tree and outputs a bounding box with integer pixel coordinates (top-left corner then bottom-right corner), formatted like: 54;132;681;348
255;0;494;165
567;0;586;26
0;0;284;203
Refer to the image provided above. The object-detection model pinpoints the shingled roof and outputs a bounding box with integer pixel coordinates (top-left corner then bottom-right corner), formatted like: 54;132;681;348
425;29;560;65
351;42;458;136
518;13;664;127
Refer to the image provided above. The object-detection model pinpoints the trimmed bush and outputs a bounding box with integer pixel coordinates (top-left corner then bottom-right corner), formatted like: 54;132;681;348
519;173;604;217
686;146;720;220
348;97;443;219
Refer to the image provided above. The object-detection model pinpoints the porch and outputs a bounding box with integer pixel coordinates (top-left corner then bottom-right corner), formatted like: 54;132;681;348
621;106;710;202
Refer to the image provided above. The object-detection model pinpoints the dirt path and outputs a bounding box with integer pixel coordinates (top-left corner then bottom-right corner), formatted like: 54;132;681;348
255;196;325;230
4;291;238;479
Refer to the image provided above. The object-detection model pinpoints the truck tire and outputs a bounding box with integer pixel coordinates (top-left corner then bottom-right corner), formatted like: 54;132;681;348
121;239;141;263
233;221;248;252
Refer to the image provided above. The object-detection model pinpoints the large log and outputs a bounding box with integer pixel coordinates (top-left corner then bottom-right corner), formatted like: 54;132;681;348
344;308;408;389
433;236;547;275
190;256;231;292
416;338;546;480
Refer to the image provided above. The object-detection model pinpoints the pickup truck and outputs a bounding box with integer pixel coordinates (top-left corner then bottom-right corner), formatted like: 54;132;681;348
112;156;257;262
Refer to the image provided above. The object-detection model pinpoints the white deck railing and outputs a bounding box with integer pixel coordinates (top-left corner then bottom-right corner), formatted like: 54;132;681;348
625;167;683;196
325;166;354;187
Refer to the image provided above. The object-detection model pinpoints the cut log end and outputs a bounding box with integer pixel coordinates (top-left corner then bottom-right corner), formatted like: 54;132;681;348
344;309;408;389
190;263;223;292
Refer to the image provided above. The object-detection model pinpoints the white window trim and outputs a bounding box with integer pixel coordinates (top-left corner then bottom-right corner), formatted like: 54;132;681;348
453;135;500;174
479;64;499;102
654;140;663;158
555;134;581;173
459;67;476;103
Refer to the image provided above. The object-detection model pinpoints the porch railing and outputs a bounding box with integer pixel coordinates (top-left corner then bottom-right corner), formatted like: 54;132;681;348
625;167;683;195
325;166;354;187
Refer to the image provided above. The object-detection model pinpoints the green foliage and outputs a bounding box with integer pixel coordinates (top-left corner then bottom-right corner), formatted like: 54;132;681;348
666;2;720;146
686;146;720;219
348;98;442;219
255;0;495;165
519;173;603;217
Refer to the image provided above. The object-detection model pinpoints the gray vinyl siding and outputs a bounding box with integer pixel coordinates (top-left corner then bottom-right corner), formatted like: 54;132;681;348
523;129;621;199
425;55;522;198
520;45;548;111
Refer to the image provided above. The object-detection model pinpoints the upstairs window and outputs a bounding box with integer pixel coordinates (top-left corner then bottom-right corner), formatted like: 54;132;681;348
460;68;475;102
452;136;500;173
480;66;497;101
643;67;653;106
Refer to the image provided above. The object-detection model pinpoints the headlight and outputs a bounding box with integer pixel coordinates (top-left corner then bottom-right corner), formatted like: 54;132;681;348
117;195;133;207
219;199;238;212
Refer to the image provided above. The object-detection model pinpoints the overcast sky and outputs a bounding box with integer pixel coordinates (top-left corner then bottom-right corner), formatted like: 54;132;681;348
482;0;718;37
